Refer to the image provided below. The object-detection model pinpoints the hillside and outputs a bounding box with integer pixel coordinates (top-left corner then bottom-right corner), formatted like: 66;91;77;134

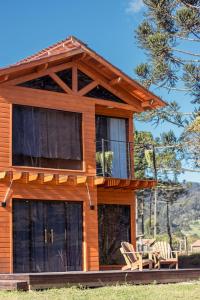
137;182;200;242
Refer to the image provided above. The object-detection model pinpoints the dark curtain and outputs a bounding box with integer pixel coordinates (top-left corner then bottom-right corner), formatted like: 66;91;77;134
96;115;109;143
45;202;67;272
30;201;46;272
65;202;83;271
13;200;83;273
98;204;131;265
13;105;82;169
13;200;31;273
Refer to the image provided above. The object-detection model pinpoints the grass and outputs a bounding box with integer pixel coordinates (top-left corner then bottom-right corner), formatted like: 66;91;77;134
0;283;200;300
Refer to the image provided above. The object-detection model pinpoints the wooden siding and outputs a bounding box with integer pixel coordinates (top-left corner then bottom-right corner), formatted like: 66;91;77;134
0;97;11;169
0;60;136;274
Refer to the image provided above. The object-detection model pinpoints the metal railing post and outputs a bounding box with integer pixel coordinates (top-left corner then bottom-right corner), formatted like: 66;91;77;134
152;145;158;238
101;138;105;177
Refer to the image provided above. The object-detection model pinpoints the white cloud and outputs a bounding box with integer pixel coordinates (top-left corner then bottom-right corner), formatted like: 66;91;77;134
126;0;144;13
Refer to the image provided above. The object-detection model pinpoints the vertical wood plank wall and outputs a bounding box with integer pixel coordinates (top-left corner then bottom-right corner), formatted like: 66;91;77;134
0;85;135;273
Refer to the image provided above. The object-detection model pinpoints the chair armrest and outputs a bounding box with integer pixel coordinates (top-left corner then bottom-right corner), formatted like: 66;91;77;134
122;251;143;255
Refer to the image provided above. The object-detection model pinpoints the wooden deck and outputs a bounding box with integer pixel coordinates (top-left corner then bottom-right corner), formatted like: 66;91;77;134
1;269;200;291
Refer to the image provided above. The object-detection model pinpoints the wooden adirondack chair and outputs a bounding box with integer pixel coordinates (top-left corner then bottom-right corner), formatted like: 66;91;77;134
120;241;152;271
152;241;179;270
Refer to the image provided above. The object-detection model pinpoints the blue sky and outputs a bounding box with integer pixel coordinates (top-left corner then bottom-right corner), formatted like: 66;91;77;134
0;0;199;182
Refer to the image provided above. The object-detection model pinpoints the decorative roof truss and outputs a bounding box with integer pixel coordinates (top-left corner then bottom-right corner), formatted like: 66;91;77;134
11;62;126;104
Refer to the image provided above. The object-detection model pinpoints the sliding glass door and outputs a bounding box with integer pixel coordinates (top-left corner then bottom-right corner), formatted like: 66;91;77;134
96;115;128;178
13;200;83;273
98;204;131;265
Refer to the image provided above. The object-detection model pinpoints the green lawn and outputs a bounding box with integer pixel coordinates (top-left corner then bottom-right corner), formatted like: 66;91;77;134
0;283;200;300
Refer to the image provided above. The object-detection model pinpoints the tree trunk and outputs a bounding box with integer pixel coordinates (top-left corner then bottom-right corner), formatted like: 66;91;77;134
141;196;144;235
149;191;153;234
166;200;173;250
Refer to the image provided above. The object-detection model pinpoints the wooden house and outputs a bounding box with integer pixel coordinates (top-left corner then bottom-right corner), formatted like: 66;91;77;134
0;36;165;273
191;240;200;253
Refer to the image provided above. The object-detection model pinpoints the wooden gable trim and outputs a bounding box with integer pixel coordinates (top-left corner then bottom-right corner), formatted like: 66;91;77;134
1;62;74;87
77;61;143;111
0;85;136;113
78;81;99;96
1;61;143;111
49;72;73;94
82;43;165;106
0;48;84;77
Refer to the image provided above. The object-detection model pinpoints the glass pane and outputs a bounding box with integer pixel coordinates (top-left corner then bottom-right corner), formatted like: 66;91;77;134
86;85;125;103
96;115;128;178
65;202;83;271
46;202;66;272
18;75;65;93
13;200;83;273
98;204;131;265
78;70;93;90
13;200;31;273
30;201;47;272
56;69;72;89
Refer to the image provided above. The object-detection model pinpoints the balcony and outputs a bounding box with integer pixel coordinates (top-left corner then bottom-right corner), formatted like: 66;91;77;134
96;139;155;180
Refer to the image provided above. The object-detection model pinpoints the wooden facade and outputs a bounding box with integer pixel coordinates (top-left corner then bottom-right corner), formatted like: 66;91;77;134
0;36;165;273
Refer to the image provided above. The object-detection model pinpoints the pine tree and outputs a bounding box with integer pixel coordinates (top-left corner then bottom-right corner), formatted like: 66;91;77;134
135;0;200;128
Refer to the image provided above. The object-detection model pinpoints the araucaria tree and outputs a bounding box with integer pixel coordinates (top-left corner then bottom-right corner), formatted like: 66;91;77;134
135;0;200;128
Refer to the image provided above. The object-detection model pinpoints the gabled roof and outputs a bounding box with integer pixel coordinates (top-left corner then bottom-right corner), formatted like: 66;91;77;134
191;240;200;247
0;36;166;111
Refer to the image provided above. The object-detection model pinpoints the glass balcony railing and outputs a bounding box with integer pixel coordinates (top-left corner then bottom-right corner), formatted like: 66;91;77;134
96;139;132;179
96;139;156;180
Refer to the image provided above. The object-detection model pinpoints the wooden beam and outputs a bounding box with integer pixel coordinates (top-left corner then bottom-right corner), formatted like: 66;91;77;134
67;175;77;185
0;172;6;180
0;48;84;79
78;80;98;96
0;75;9;83
12;172;22;181
36;63;48;73
78;61;143;112
72;65;78;93
94;177;105;186
2;62;75;87
104;178;121;188
28;173;39;182
49;72;73;94
82;44;165;106
43;174;54;183
114;180;131;189
77;176;87;184
125;180;140;190
110;77;122;86
58;175;68;184
140;180;151;189
0;85;136;113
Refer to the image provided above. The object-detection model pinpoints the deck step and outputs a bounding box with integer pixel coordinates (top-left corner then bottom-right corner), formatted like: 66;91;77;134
0;280;28;291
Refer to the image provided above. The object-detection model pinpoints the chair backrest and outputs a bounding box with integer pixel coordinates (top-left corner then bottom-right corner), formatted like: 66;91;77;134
152;241;172;259
120;241;137;264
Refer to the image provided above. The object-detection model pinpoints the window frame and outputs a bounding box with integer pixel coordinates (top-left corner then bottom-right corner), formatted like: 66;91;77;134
11;104;85;172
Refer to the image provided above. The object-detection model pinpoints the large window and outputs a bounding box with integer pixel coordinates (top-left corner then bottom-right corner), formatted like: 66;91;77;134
96;115;129;178
12;105;83;169
98;204;131;265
